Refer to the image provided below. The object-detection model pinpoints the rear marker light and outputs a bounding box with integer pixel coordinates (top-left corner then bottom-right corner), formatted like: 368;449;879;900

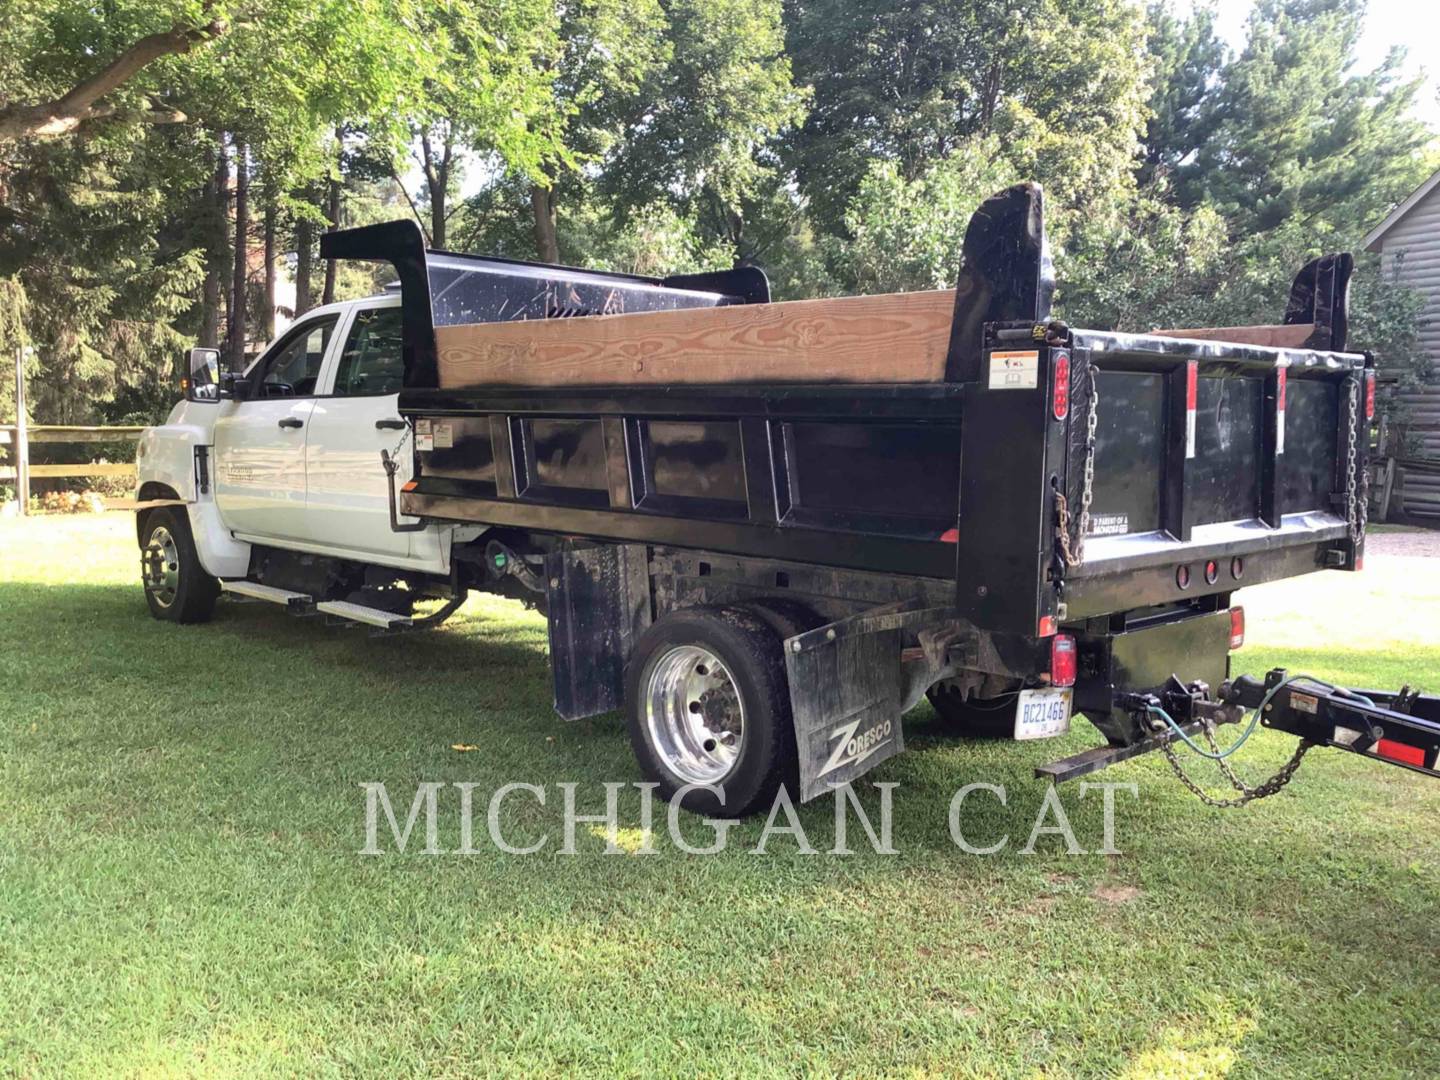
1365;371;1376;420
1176;565;1191;590
1052;350;1071;420
1205;559;1219;585
1050;634;1077;687
1230;556;1244;580
1229;607;1245;650
1037;615;1058;638
1375;739;1426;769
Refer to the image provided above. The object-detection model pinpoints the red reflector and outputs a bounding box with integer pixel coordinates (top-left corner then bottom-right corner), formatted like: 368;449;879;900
1205;559;1219;585
939;527;959;543
1052;350;1070;420
1037;614;1058;638
1050;634;1077;687
1185;361;1198;409
1365;371;1376;419
401;480;418;492
1229;606;1245;650
1375;739;1426;768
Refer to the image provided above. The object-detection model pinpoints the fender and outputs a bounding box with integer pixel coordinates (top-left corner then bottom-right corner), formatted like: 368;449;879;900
135;400;250;578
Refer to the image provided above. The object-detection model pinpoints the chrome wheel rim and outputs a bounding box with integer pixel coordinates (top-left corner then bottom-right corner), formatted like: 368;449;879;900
142;525;180;608
644;644;744;784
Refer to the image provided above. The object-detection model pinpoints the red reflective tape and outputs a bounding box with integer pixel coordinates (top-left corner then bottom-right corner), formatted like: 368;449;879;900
1275;366;1287;456
1276;366;1287;411
1184;361;1198;459
1375;739;1426;768
938;527;959;543
1365;371;1376;419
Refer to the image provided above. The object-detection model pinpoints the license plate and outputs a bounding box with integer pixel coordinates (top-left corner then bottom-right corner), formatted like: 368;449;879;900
1014;687;1072;741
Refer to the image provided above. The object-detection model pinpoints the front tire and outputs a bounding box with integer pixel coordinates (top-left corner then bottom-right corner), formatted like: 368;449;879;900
140;508;219;624
625;606;796;818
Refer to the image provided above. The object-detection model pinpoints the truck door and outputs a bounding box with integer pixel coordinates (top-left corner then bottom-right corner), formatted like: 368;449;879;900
302;303;442;565
213;314;339;542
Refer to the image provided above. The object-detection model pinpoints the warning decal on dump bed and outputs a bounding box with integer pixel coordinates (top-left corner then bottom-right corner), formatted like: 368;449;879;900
988;350;1039;390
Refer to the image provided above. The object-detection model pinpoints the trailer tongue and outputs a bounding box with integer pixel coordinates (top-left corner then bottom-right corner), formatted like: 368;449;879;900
316;182;1428;816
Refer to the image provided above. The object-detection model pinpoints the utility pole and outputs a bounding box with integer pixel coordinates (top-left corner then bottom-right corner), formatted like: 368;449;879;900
13;345;29;516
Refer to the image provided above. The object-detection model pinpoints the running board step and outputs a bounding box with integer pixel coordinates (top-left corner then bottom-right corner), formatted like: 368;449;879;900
220;579;314;611
314;600;413;631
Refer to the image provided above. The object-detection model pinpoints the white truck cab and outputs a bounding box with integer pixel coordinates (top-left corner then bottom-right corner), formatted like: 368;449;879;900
135;293;467;624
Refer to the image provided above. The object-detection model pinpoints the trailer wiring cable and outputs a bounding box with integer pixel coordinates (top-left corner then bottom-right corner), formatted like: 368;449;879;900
1144;675;1376;807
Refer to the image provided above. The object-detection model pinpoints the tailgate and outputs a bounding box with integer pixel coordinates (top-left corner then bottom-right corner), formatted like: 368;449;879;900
1062;332;1372;618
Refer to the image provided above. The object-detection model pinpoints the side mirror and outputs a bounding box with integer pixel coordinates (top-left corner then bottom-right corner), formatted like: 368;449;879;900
184;347;222;402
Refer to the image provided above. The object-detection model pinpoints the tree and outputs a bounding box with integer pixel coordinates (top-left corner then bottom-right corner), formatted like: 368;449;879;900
782;0;1152;235
0;3;227;143
602;0;806;263
1140;2;1227;186
1170;0;1430;236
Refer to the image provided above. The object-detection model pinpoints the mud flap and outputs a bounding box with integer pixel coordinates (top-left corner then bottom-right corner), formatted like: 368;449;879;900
545;544;650;721
786;601;949;802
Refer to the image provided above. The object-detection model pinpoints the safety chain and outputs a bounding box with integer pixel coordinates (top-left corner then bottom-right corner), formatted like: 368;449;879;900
1055;360;1100;568
380;421;414;482
1344;374;1368;545
1153;717;1315;808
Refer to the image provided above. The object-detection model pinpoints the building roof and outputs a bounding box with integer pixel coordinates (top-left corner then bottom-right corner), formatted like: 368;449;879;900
1364;166;1440;252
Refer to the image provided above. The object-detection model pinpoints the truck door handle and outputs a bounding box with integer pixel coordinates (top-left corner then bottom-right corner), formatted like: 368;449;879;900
375;418;407;430
278;417;304;429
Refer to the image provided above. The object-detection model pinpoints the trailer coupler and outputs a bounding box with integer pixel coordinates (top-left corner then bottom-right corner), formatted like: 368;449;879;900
1036;676;1244;784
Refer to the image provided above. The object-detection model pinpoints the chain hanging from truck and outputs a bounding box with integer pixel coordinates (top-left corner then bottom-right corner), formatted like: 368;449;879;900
1054;358;1099;568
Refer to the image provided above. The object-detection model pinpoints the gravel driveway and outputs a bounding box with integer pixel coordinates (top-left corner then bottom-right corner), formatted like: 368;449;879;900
1368;527;1440;558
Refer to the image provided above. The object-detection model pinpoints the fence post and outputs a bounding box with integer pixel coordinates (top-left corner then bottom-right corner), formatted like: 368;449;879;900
13;345;28;516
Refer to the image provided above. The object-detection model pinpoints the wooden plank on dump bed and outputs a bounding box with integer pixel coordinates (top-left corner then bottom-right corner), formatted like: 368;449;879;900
435;288;957;388
1150;323;1316;349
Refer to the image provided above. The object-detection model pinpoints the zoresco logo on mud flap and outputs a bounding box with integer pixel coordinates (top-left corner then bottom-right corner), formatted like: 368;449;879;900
819;718;895;778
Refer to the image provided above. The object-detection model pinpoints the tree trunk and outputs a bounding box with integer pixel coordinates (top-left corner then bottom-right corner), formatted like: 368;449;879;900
530;185;558;263
200;136;228;348
262;196;277;341
430;185;446;250
322;135;342;305
228;138;249;371
294;207;314;317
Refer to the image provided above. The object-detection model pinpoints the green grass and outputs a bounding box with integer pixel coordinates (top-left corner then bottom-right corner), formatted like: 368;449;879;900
3;515;1440;1078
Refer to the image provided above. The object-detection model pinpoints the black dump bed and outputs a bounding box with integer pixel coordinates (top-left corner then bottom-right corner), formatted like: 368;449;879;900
321;184;1372;640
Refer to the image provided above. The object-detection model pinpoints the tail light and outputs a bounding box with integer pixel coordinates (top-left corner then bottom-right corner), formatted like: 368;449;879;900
1050;634;1077;687
1229;606;1245;650
1052;350;1070;420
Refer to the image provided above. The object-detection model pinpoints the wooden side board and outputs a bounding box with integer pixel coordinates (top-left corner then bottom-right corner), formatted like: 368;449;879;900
1150;323;1317;349
435;288;958;388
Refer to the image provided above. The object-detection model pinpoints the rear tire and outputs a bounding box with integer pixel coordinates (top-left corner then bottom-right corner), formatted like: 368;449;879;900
925;679;1017;739
625;606;796;818
140;508;219;624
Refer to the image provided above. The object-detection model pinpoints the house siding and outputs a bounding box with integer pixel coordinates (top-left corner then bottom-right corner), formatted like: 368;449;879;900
1376;180;1440;517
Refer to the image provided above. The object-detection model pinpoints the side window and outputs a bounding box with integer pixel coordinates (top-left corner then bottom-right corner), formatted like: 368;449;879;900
255;318;336;398
333;308;404;396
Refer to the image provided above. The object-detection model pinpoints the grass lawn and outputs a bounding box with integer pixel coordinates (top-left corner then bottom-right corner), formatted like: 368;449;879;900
3;514;1439;1077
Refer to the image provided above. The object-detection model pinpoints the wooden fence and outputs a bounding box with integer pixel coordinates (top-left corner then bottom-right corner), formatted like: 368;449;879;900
2;425;144;515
